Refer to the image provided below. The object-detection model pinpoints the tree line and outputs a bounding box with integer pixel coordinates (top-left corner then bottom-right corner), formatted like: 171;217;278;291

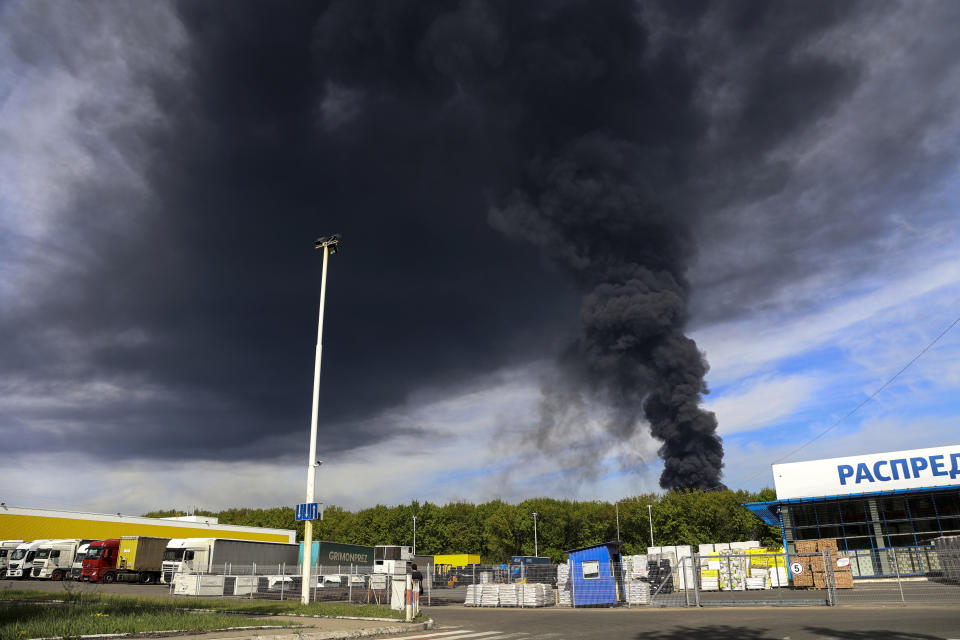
144;488;779;563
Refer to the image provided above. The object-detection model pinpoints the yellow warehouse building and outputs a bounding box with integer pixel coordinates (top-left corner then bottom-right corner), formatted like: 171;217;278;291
0;506;295;543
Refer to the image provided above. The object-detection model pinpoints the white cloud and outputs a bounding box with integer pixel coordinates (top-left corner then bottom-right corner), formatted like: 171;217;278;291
695;255;960;386
706;374;820;436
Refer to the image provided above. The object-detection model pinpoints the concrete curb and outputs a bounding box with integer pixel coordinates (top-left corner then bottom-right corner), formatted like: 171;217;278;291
27;619;434;640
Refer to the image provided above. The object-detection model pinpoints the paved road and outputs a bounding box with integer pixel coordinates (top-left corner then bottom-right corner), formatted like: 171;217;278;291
413;605;960;640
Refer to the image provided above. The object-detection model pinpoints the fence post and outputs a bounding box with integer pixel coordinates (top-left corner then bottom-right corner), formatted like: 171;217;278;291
825;550;835;606
349;564;353;603
893;549;905;604
427;562;432;606
693;554;701;607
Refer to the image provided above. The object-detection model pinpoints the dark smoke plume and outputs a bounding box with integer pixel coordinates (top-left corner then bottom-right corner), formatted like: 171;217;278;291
491;134;723;490
311;0;725;489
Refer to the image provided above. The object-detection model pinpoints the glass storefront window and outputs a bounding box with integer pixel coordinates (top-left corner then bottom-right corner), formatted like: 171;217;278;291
934;493;960;517
839;499;868;523
881;497;908;520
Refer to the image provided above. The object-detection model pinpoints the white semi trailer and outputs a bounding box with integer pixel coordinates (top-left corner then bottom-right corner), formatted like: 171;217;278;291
162;538;299;584
0;540;25;579
33;539;89;580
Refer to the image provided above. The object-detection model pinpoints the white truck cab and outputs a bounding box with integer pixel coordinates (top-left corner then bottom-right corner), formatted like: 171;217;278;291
7;540;51;579
34;539;85;580
71;543;91;580
161;538;202;584
0;540;25;579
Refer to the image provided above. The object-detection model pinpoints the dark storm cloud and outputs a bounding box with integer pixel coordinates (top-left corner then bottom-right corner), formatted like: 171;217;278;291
3;0;959;483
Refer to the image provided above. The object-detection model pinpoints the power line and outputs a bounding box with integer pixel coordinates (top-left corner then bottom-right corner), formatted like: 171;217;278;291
733;311;960;487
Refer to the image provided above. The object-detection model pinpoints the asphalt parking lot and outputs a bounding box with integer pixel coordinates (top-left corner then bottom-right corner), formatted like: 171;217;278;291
423;604;960;640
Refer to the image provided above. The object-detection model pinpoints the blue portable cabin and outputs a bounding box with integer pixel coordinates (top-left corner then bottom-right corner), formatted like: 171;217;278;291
566;541;622;607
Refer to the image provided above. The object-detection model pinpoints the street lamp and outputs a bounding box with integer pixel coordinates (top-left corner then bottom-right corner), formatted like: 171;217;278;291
532;511;539;557
301;233;340;605
413;515;417;556
615;502;620;543
648;504;654;547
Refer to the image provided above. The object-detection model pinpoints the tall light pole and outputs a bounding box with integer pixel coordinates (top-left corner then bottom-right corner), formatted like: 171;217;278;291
301;234;340;605
532;511;538;557
615;502;620;543
647;504;654;547
412;515;417;556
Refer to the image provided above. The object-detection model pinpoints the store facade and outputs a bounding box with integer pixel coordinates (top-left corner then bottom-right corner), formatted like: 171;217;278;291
745;444;960;578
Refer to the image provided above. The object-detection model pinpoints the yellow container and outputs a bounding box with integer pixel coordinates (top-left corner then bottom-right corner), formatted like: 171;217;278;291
433;553;481;569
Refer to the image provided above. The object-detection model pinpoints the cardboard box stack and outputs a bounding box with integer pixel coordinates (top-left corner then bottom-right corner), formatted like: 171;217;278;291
789;538;854;590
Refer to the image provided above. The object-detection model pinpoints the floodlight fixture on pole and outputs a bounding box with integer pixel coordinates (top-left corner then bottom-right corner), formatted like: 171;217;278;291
301;234;340;605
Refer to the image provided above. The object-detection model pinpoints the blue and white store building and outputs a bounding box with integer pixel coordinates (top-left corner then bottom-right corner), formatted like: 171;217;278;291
745;444;960;578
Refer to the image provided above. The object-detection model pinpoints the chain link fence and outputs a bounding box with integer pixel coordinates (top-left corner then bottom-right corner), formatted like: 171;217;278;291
423;545;960;608
160;543;960;608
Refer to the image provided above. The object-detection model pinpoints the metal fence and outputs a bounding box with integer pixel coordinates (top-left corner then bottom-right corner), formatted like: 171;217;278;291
425;546;960;608
162;545;960;608
166;563;402;605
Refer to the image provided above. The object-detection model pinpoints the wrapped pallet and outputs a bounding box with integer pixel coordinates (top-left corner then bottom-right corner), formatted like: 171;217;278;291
795;540;818;553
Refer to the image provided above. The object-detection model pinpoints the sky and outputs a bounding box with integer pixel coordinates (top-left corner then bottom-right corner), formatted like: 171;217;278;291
1;0;959;515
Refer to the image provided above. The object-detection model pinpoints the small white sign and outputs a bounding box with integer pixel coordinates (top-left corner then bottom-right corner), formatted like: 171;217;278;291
836;557;850;568
790;562;804;575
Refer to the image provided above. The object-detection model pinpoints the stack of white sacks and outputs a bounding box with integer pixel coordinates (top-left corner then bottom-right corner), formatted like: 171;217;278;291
519;583;554;607
465;584;480;606
480;584;500;607
498;584;518;606
623;554;650;604
557;563;572;607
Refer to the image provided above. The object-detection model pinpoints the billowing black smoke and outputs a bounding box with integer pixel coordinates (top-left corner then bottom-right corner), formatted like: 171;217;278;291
491;134;723;490
311;0;724;489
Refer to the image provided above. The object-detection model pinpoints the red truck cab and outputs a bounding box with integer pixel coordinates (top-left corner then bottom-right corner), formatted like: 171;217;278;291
81;539;120;583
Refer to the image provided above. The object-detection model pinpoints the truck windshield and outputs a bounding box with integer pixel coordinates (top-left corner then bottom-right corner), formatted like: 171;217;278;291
36;550;51;559
10;550;25;561
163;549;185;561
85;548;104;559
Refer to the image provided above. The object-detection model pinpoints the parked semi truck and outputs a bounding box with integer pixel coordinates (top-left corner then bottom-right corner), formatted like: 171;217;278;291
33;539;90;580
81;539;120;583
6;540;51;579
115;536;170;583
0;540;24;579
162;538;299;584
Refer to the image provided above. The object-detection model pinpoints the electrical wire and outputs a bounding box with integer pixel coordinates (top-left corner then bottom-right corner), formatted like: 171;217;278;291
732;311;960;487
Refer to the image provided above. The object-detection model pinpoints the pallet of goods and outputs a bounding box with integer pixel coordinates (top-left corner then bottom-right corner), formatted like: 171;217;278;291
557;563;572;607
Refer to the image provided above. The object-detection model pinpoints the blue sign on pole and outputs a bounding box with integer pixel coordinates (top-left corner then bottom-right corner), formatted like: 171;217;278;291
295;502;319;521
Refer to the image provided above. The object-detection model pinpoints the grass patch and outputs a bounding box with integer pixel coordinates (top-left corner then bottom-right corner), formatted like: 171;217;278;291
0;600;292;640
0;588;425;622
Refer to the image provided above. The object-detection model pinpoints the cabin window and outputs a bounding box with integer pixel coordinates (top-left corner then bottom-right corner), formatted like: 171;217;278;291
582;560;600;579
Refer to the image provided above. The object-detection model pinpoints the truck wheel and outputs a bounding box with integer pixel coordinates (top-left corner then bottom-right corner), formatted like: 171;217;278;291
140;573;154;584
103;572;116;584
52;570;64;581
